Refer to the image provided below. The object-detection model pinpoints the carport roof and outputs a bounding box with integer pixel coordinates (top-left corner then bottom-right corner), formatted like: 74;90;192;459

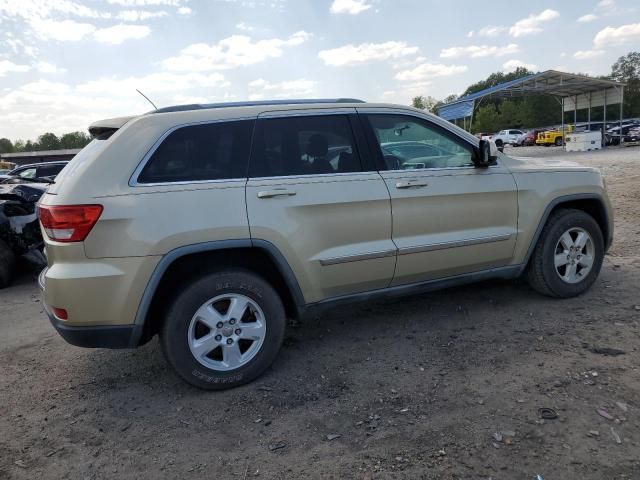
438;70;625;120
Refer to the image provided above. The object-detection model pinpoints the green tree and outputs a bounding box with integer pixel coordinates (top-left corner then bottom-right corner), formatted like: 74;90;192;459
35;132;61;151
0;138;14;154
59;131;91;149
411;95;439;113
611;51;640;117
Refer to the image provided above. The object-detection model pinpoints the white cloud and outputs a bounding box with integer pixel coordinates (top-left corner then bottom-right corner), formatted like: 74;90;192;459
162;31;310;71
509;9;559;37
467;31;474;38
106;0;187;5
330;0;371;15
116;10;168;21
502;59;537;71
594;23;640;47
395;63;467;82
573;49;606;59
0;60;30;77
77;72;228;94
477;25;507;37
248;78;315;98
578;14;598;23
93;24;151;44
236;22;253;31
35;61;66;74
30;18;96;41
440;43;519;58
318;41;418;67
177;6;191;14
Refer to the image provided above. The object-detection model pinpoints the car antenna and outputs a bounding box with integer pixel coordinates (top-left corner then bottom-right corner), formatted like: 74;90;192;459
136;89;158;110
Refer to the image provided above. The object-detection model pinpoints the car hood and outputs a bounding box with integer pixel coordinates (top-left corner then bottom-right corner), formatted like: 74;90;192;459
501;154;597;173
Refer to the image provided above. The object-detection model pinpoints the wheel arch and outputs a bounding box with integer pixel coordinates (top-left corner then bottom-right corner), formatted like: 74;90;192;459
130;239;306;346
522;193;612;272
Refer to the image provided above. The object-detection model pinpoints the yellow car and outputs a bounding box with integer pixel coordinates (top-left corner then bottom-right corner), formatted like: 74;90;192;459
536;125;574;146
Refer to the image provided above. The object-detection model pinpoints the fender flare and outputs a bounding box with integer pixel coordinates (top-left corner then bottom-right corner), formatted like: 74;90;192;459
129;239;306;346
519;193;611;274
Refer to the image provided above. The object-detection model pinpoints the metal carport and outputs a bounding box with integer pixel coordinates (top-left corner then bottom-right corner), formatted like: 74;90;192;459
437;70;626;146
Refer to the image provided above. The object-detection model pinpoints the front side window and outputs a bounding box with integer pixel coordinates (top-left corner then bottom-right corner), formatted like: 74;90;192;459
366;114;474;170
137;120;253;184
17;168;37;178
249;115;362;178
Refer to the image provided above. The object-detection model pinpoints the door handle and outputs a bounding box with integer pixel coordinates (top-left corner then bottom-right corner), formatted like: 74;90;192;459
395;181;428;189
257;189;297;199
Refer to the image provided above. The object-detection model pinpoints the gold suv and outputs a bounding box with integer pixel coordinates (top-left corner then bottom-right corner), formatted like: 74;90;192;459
38;99;613;389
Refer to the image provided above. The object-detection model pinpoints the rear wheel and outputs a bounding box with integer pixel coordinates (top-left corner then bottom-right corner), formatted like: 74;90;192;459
527;209;604;298
494;139;503;148
160;270;286;390
0;240;16;289
555;136;563;146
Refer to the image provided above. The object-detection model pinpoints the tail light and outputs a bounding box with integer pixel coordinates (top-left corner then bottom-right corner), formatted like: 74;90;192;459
38;204;103;243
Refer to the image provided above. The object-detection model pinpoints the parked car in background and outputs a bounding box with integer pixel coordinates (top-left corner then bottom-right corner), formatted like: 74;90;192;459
536;125;574;146
38;99;613;390
517;130;540;146
0;181;47;288
605;122;640;145
0;161;69;183
624;126;640;143
490;129;525;147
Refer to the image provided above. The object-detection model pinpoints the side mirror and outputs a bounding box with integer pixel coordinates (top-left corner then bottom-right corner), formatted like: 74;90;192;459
474;139;498;167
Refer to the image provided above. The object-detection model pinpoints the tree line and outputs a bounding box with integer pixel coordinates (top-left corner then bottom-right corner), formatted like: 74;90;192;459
0;131;92;154
412;51;640;133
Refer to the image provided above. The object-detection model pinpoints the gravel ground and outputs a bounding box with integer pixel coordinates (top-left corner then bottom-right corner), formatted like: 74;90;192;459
1;145;639;479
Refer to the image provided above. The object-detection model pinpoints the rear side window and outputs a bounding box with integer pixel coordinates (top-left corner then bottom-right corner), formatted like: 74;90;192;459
137;120;253;184
249;115;362;178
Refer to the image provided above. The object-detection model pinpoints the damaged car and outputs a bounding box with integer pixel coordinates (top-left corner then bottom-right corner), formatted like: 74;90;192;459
0;182;47;288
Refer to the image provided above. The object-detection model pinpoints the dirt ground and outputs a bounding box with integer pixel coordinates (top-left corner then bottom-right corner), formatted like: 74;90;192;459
1;145;639;480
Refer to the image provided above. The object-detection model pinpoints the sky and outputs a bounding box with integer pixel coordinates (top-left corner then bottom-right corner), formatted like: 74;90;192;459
0;0;639;140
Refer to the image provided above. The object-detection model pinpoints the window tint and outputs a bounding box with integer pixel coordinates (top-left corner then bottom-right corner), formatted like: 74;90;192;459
137;120;253;184
366;114;474;170
250;115;362;178
37;164;65;178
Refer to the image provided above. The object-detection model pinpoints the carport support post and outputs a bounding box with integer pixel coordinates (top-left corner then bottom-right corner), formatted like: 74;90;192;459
588;92;592;130
603;89;607;147
561;97;565;151
574;95;577;127
620;86;624;145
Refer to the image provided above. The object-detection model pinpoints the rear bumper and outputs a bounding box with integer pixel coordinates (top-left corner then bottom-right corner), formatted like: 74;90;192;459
39;267;140;349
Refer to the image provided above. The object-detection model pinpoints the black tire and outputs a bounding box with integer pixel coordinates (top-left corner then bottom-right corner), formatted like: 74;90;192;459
160;270;286;390
0;240;16;289
494;139;503;148
555;137;563;147
526;209;604;298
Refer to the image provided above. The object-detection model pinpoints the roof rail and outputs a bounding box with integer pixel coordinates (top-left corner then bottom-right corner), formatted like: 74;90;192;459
152;98;366;114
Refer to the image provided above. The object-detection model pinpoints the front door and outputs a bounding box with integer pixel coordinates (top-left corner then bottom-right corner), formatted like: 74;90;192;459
362;112;519;286
245;111;396;303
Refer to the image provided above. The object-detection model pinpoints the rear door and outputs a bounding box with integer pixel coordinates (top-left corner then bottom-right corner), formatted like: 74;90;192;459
361;111;518;286
245;110;395;303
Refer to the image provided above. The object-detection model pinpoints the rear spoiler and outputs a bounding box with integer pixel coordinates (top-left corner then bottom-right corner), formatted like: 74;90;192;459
88;115;136;139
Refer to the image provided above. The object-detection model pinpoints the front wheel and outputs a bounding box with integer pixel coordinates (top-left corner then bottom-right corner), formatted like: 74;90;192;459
555;137;563;146
161;270;286;390
526;209;604;298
